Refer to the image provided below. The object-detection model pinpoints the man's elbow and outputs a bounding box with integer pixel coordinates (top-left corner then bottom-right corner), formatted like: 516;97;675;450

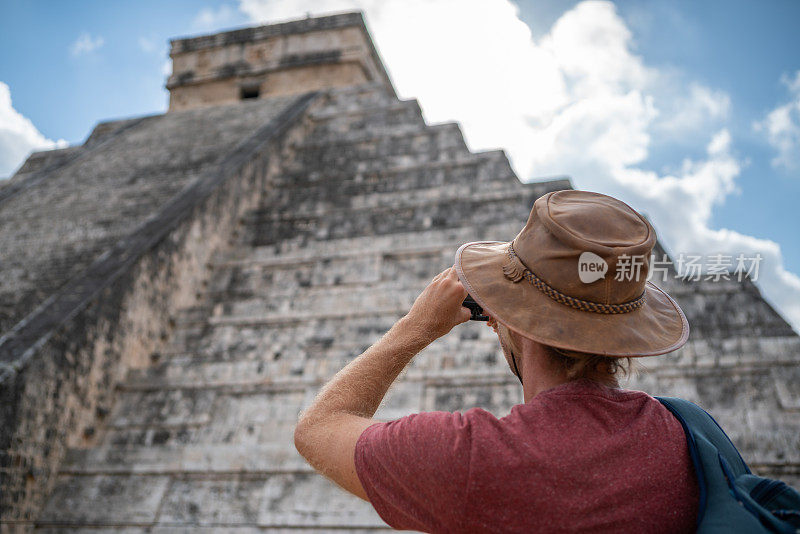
294;418;310;459
294;414;319;462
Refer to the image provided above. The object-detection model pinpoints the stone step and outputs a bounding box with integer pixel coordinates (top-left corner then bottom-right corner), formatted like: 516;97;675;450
163;283;800;359
204;253;386;298
631;370;800;460
680;335;800;368
64;373;508;472
156;311;399;366
638;259;794;338
38;471;387;529
161;309;409;357
61;368;800;476
201;251;510;313
270;148;514;190
245;189;533;247
209;284;415;319
250;182;528;222
104;388;218;429
216;221;520;266
206;249;790;344
287;122;470;172
83;356;800;428
259;150;526;218
283;128;470;177
111;390;300;437
294;120;452;150
310;97;418;122
308;99;425;139
205;247;451;293
157;295;800;376
119;367;523;395
61;443;309;475
143;305;800;395
674;289;797;339
204;275;439;315
288;147;476;184
313;82;398;113
170;304;214;325
163;274;496;346
212;287;800;342
127;335;506;391
37;473;173;527
4;176;189;225
88;381;429;452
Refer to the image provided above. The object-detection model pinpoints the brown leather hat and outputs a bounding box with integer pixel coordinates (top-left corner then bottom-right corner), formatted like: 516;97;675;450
455;190;689;357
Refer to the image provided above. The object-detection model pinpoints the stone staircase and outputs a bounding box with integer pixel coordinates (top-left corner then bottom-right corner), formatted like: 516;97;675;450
34;84;800;531
0;94;299;337
34;84;565;531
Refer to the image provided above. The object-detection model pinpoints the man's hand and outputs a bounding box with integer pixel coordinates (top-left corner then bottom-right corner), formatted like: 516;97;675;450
404;266;472;343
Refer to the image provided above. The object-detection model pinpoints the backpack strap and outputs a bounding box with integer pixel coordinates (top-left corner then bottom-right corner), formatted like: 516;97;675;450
657;396;750;475
657;397;800;534
656;396;775;533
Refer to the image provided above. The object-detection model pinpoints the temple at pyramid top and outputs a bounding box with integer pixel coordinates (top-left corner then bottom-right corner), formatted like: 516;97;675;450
166;11;395;111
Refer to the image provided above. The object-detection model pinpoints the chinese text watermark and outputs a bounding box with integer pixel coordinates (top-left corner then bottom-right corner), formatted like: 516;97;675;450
576;252;763;283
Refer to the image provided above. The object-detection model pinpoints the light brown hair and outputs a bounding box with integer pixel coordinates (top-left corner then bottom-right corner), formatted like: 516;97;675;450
498;323;640;385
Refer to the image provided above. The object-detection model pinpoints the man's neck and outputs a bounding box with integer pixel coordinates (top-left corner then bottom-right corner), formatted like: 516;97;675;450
521;371;619;402
519;344;619;402
521;364;571;402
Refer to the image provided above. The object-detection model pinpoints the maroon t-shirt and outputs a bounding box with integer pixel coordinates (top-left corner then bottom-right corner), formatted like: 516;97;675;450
354;379;699;533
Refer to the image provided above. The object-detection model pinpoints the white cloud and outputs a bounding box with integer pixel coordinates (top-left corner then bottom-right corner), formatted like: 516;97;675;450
138;36;158;54
136;35;172;87
755;70;800;170
0;82;66;178
70;32;105;57
137;36;171;77
238;0;800;332
193;4;240;31
655;83;731;138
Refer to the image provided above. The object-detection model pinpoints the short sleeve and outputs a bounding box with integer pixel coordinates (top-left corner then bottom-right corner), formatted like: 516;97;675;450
354;410;475;532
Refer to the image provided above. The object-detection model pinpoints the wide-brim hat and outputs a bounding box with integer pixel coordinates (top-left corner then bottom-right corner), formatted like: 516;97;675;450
455;190;689;357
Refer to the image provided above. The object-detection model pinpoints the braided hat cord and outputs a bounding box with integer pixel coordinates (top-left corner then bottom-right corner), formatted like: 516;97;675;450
505;244;645;315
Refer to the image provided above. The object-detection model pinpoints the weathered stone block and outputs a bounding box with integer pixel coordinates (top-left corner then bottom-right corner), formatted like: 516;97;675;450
259;474;384;528
38;474;170;524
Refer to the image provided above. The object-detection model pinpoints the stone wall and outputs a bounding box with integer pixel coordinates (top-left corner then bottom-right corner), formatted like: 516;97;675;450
0;93;320;530
167;12;393;111
0;97;302;338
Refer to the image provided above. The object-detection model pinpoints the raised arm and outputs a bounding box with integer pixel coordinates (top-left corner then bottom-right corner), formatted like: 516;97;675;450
293;266;470;499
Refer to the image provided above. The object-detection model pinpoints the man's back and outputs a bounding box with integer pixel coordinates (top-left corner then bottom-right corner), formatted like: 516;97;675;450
355;379;699;533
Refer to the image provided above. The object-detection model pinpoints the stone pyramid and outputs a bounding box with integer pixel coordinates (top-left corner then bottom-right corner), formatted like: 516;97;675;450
1;12;797;532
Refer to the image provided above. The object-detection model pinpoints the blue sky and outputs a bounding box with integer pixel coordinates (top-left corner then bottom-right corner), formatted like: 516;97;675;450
519;0;800;271
1;0;799;328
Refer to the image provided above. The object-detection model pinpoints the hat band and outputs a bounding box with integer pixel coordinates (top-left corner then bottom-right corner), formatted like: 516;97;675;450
504;244;646;315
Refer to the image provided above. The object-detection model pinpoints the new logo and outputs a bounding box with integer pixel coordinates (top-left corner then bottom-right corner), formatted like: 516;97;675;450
578;252;608;283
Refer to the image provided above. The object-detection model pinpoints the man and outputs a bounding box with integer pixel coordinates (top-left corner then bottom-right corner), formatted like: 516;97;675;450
294;190;699;533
